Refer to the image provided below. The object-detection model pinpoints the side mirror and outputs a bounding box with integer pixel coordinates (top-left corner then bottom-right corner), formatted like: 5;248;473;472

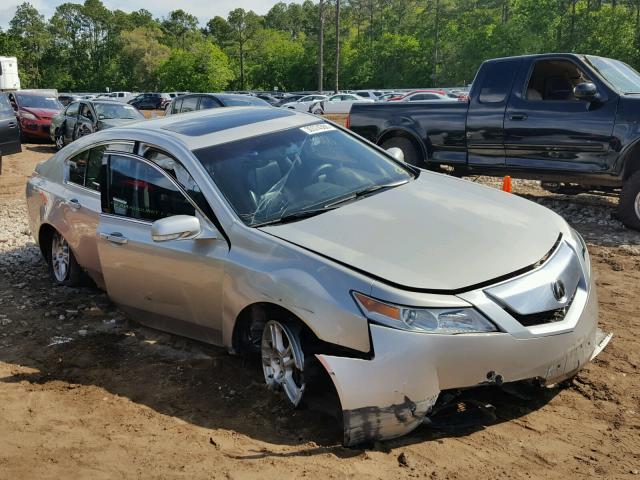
151;215;201;242
386;147;405;163
573;82;597;100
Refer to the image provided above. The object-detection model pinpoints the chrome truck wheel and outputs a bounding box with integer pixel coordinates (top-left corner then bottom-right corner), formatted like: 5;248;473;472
261;320;306;406
51;232;70;282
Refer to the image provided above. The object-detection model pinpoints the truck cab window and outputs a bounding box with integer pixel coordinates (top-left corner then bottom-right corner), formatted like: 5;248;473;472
526;60;591;101
478;60;518;103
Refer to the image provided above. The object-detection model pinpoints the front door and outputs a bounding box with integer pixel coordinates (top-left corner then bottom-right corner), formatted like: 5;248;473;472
96;152;227;344
504;57;618;173
0;95;20;156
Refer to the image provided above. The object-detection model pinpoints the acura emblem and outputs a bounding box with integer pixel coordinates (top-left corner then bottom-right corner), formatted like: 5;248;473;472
552;280;566;302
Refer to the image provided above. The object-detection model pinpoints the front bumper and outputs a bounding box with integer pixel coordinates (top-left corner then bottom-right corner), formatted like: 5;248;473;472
20;118;51;140
318;242;611;446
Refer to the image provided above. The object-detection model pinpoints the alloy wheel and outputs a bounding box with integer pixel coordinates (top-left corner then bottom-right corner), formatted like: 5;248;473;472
51;232;70;282
55;131;64;149
635;191;640;221
261;320;305;406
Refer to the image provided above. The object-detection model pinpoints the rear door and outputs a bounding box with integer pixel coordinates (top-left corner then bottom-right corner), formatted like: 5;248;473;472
0;93;20;156
96;152;228;343
466;58;521;167
504;56;618;172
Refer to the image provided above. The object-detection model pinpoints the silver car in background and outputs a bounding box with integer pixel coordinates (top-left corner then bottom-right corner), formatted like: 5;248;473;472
25;107;611;445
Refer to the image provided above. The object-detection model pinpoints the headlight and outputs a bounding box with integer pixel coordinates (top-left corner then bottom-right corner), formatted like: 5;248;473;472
20;111;37;120
352;292;498;334
570;228;591;278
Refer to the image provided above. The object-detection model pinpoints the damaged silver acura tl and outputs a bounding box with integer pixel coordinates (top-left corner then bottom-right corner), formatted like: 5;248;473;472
25;107;611;445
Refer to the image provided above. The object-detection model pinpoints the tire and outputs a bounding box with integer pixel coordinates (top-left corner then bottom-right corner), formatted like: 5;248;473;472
618;170;640;230
54;128;65;150
380;136;423;167
261;319;306;407
49;231;87;287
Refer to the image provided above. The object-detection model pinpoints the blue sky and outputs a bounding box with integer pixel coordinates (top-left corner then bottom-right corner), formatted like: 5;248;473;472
1;0;296;29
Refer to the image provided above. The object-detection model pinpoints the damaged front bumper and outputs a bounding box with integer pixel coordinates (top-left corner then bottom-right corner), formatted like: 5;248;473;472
317;251;611;446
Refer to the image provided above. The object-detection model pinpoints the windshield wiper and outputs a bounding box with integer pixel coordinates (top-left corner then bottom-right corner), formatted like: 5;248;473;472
324;180;410;208
252;207;335;227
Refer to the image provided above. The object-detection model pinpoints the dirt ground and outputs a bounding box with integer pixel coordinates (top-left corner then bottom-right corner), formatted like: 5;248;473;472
0;144;639;479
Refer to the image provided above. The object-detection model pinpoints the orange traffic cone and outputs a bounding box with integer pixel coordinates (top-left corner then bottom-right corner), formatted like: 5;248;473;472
502;175;512;193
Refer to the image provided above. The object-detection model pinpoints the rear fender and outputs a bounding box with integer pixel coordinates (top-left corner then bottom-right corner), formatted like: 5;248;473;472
377;126;430;162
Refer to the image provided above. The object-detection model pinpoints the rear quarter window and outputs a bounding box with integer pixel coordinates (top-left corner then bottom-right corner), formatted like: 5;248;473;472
478;60;519;103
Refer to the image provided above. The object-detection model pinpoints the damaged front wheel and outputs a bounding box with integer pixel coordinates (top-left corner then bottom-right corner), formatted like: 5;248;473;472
261;320;306;407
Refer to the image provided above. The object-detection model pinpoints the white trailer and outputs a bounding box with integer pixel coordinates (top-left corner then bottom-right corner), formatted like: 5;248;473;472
0;57;21;91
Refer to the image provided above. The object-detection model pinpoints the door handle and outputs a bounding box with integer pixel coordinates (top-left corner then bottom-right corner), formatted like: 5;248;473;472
509;113;528;121
65;198;81;210
8;122;16;128
100;232;128;245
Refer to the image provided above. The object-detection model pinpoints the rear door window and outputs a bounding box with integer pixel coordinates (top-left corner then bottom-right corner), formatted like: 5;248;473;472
68;150;89;186
180;96;199;113
199;96;220;109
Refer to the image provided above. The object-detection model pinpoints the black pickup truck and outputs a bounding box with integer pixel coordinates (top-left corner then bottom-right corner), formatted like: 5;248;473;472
348;53;640;230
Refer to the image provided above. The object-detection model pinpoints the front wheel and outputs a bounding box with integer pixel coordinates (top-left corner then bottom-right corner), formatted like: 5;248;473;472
261;319;306;407
54;129;65;150
618;170;640;230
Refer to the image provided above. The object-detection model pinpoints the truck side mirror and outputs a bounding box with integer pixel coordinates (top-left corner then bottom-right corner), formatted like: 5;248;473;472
573;82;597;100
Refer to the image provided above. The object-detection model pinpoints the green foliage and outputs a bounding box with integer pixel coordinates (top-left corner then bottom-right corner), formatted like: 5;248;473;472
3;0;640;91
156;40;234;91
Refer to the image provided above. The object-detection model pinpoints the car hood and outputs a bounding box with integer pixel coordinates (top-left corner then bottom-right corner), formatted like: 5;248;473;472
21;107;60;119
260;174;568;291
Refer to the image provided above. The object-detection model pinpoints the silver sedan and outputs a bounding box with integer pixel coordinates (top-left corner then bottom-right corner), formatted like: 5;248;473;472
25;107;611;445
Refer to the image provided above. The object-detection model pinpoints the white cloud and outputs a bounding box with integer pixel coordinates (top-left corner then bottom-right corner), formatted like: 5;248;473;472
0;0;298;29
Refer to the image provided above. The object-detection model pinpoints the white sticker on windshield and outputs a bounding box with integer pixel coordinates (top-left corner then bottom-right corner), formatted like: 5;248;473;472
300;124;336;135
46;97;56;100
123;105;135;110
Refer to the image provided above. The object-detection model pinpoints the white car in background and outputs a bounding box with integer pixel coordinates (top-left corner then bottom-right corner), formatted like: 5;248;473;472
310;93;375;115
354;90;382;101
280;94;328;112
397;90;452;102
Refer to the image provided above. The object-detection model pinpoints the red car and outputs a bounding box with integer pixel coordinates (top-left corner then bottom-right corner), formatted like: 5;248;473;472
7;92;62;141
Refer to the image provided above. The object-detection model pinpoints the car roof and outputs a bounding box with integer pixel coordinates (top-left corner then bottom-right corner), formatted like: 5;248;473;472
103;106;319;150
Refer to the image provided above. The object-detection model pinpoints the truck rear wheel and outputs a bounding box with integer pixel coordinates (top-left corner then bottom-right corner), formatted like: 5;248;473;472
381;137;423;167
619;170;640;230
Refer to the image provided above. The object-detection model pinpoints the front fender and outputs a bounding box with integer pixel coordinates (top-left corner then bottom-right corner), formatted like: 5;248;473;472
221;225;374;353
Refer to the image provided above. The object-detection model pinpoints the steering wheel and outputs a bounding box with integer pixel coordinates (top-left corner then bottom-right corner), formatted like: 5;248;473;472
310;163;335;180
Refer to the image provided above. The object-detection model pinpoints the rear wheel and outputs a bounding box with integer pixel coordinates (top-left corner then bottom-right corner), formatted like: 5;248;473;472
49;231;86;286
619;170;640;230
261;319;306;407
618;170;640;230
381;136;423;167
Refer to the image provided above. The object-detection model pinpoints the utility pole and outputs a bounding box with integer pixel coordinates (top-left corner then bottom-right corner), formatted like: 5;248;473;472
433;0;439;86
335;0;340;93
318;0;324;93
